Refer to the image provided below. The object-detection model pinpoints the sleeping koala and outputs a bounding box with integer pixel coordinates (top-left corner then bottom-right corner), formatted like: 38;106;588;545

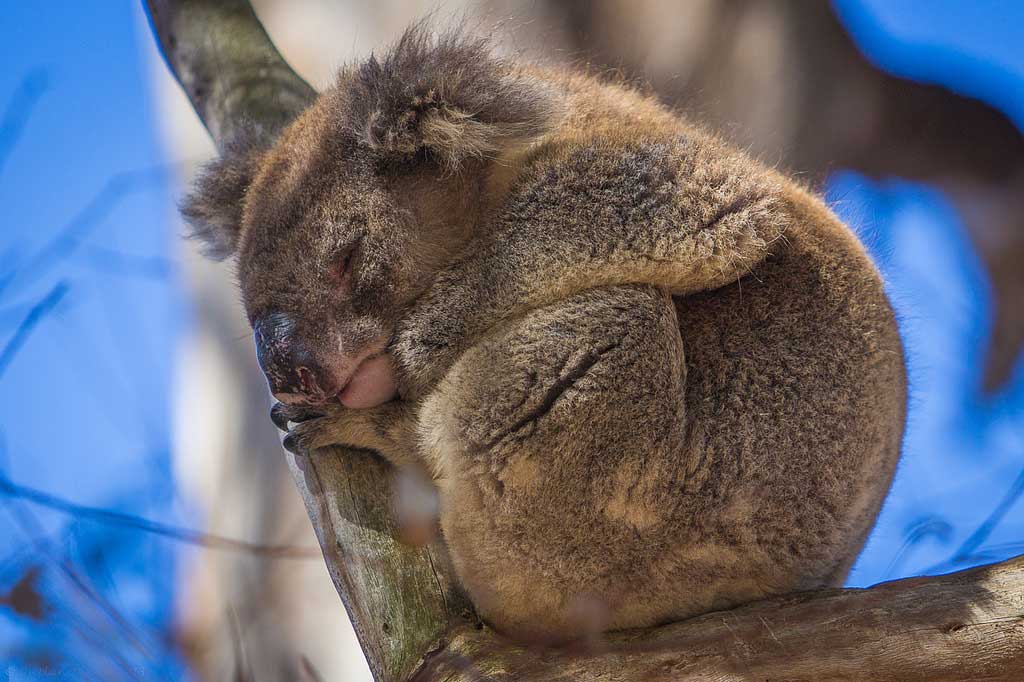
183;26;906;642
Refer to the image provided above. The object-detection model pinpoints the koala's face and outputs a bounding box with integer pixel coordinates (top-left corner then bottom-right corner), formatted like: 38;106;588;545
232;98;483;409
239;126;405;409
182;28;558;408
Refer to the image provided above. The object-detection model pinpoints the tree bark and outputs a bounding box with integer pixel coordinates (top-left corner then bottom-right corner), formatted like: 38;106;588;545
143;2;1024;680
286;446;472;682
414;555;1024;682
144;0;315;149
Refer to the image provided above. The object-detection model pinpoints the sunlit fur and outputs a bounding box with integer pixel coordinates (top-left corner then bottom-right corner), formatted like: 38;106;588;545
183;25;906;642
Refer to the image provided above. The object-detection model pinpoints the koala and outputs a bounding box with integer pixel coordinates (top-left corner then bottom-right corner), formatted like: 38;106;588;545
183;26;906;642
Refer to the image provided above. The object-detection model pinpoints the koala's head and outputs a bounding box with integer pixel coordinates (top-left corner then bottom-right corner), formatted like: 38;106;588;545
183;26;559;408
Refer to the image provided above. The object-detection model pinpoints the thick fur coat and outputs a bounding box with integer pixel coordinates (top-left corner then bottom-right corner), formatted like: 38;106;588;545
184;26;906;641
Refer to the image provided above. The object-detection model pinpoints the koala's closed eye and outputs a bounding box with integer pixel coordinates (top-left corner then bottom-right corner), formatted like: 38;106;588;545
331;240;362;290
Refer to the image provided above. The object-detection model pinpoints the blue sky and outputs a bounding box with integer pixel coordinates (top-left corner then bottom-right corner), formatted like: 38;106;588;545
0;2;185;678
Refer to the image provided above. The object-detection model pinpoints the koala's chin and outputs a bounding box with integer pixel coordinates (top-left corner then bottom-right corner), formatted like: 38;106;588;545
338;353;399;409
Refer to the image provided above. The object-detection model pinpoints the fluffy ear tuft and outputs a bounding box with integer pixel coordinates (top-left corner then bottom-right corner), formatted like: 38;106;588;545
180;131;267;260
347;23;562;170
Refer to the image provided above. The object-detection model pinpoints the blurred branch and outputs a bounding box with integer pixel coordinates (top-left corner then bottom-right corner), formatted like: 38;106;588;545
228;604;253;682
0;281;69;379
0;68;48;179
0;481;152;680
143;0;315;150
0;470;319;560
954;465;1024;562
882;515;953;579
0;165;174;298
80;245;175;280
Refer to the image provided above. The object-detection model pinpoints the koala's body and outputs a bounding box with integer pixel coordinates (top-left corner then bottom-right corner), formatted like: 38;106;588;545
185;27;906;641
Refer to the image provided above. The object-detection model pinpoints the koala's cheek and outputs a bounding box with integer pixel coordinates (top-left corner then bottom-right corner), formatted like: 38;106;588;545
339;353;398;408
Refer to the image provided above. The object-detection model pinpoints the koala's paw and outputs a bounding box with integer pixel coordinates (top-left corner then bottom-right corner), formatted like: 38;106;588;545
271;402;346;455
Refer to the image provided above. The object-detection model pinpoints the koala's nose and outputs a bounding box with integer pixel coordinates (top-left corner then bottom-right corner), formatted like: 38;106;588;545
253;312;333;403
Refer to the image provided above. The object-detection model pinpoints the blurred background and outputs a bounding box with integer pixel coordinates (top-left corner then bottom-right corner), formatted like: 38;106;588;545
1;1;1022;679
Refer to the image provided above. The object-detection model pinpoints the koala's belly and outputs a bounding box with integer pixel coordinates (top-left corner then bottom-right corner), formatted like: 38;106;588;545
418;231;905;640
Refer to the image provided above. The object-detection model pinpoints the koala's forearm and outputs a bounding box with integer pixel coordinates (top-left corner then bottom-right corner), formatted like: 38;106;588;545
397;133;791;395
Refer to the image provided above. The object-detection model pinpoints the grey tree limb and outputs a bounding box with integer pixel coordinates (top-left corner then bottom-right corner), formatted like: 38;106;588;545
144;0;316;149
414;554;1024;682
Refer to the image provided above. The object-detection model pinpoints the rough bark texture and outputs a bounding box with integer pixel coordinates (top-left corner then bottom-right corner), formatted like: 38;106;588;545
144;2;1024;681
286;446;473;682
413;555;1024;682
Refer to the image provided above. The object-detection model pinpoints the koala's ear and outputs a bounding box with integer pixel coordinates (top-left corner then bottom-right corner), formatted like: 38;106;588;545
350;25;562;170
180;141;265;260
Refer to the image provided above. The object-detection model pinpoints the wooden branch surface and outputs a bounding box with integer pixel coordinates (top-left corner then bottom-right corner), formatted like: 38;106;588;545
286;445;473;682
414;555;1024;682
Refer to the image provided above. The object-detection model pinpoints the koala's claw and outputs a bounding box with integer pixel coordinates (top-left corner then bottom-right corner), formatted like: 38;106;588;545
270;403;291;431
272;402;335;454
270;402;324;432
281;430;300;454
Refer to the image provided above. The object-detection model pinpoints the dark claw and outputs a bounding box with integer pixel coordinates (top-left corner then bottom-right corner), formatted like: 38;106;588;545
271;402;291;431
271;402;325;431
282;432;300;454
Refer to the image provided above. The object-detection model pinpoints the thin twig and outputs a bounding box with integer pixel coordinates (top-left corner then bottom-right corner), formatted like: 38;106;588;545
80;245;175;280
0;471;319;559
0;492;151;681
0;163;180;297
882;515;953;579
0;281;70;379
953;465;1024;562
0;68;49;179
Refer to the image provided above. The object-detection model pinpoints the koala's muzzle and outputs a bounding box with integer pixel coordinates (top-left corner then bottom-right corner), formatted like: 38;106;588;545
253;312;336;404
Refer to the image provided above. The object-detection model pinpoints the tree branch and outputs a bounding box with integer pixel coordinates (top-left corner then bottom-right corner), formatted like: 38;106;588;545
414;555;1024;682
144;0;315;150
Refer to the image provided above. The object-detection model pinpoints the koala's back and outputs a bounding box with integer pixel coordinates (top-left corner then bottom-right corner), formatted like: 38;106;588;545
529;71;908;529
672;195;906;596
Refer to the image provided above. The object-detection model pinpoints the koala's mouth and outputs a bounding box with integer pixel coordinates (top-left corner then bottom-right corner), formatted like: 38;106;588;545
336;352;398;409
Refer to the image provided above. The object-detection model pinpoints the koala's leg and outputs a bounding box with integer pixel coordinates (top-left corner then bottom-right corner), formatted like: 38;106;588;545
417;284;690;641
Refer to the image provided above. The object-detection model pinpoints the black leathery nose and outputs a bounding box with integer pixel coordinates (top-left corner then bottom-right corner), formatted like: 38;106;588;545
253;312;323;397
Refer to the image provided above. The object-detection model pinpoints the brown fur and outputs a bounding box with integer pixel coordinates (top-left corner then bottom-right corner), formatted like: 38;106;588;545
184;26;906;642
